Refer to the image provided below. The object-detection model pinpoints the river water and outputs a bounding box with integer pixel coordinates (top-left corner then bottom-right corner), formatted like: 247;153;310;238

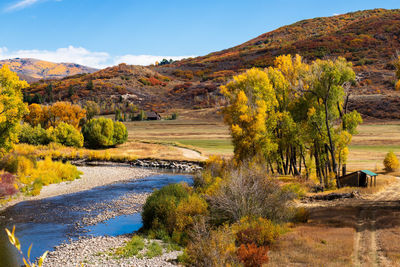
0;172;193;267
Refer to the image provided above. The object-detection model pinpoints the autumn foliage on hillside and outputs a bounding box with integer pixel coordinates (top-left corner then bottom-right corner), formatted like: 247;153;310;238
23;9;400;119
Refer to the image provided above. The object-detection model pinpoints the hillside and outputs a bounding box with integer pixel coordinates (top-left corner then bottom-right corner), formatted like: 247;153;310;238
0;58;97;81
25;8;400;119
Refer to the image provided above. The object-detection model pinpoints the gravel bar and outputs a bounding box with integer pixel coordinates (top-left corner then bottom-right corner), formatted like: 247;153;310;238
44;235;181;267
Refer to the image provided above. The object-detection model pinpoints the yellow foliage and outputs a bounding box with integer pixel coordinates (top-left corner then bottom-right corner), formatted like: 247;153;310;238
231;216;281;246
204;176;223;196
395;80;400;91
4;154;82;195
25;102;86;130
25;104;44;127
186;224;237;266
221;68;278;161
273;54;307;87
175;194;208;232
384;151;399;172
0;65;28;156
6;225;48;267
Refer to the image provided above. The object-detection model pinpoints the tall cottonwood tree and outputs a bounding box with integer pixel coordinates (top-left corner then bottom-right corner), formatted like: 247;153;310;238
0;65;28;156
222;55;362;188
301;58;360;184
220;68;278;162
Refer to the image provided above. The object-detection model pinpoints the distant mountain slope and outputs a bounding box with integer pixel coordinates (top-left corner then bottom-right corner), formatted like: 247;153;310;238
25;8;400;119
0;58;97;81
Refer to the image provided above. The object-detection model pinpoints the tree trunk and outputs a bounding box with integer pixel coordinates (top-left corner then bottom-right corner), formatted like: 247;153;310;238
314;144;323;184
324;100;339;187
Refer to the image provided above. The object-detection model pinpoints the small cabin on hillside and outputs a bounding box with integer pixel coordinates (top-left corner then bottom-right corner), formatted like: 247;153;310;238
338;170;378;188
146;111;161;120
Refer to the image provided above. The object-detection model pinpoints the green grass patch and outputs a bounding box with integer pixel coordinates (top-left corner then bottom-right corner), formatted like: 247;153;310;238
163;242;182;253
145;242;163;258
349;145;400;152
115;235;145;257
176;139;233;154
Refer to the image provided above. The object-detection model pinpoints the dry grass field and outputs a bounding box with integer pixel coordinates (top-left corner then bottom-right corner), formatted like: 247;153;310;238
269;178;400;266
123;108;233;156
348;122;400;172
269;225;355;267
118;109;400;172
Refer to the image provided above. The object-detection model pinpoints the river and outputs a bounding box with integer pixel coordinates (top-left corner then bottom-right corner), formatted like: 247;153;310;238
0;172;193;266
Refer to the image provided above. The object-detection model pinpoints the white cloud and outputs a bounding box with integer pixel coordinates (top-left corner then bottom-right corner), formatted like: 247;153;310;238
5;0;40;11
0;46;196;69
0;46;110;68
5;0;61;12
333;13;341;16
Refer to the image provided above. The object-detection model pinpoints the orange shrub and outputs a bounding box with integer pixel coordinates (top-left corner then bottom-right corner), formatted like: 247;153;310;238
395;80;400;91
237;243;269;267
25;104;44;126
232;216;280;246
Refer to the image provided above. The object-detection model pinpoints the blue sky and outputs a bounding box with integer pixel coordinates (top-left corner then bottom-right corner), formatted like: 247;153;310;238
0;0;399;68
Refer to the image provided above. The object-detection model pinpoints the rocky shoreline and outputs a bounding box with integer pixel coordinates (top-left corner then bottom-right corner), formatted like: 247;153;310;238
44;235;182;267
0;166;155;212
71;158;204;172
73;192;150;228
2;165;190;266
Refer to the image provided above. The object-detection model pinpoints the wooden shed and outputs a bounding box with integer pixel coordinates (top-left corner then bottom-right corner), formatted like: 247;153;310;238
338;170;378;188
146;111;161;120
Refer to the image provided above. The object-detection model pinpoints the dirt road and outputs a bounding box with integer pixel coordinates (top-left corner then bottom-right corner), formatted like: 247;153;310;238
309;178;400;267
352;179;400;267
175;147;208;161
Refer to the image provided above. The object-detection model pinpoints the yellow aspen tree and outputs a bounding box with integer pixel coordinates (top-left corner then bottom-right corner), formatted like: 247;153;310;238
221;68;278;162
0;65;28;156
25;103;44;126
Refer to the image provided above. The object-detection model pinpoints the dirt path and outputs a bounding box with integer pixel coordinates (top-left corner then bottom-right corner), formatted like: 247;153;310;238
351;178;400;266
175;147;207;161
353;208;379;267
307;177;400;267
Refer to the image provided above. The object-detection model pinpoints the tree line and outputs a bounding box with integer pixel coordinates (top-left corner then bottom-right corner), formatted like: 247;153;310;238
222;55;362;188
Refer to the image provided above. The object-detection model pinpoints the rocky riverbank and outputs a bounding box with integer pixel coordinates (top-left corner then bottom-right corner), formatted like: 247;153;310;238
0;165;154;212
130;159;203;172
73;192;150;228
44;235;182;267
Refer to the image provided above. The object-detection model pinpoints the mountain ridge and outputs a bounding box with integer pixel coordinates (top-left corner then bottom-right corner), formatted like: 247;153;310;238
0;58;97;82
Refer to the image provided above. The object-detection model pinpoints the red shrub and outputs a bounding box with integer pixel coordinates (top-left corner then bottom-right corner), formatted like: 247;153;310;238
0;172;18;198
237;243;269;267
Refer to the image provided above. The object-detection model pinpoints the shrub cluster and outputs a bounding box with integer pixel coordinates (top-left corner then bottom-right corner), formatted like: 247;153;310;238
183;221;238;266
22;102;128;149
0;154;82;196
82;117;128;148
0;172;18;198
142;157;302;266
52;123;84;148
19;123;83;148
19;124;53;146
142;183;208;245
206;163;295;225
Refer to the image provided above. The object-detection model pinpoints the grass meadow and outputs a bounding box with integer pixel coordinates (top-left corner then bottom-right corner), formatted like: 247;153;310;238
117;109;400;173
